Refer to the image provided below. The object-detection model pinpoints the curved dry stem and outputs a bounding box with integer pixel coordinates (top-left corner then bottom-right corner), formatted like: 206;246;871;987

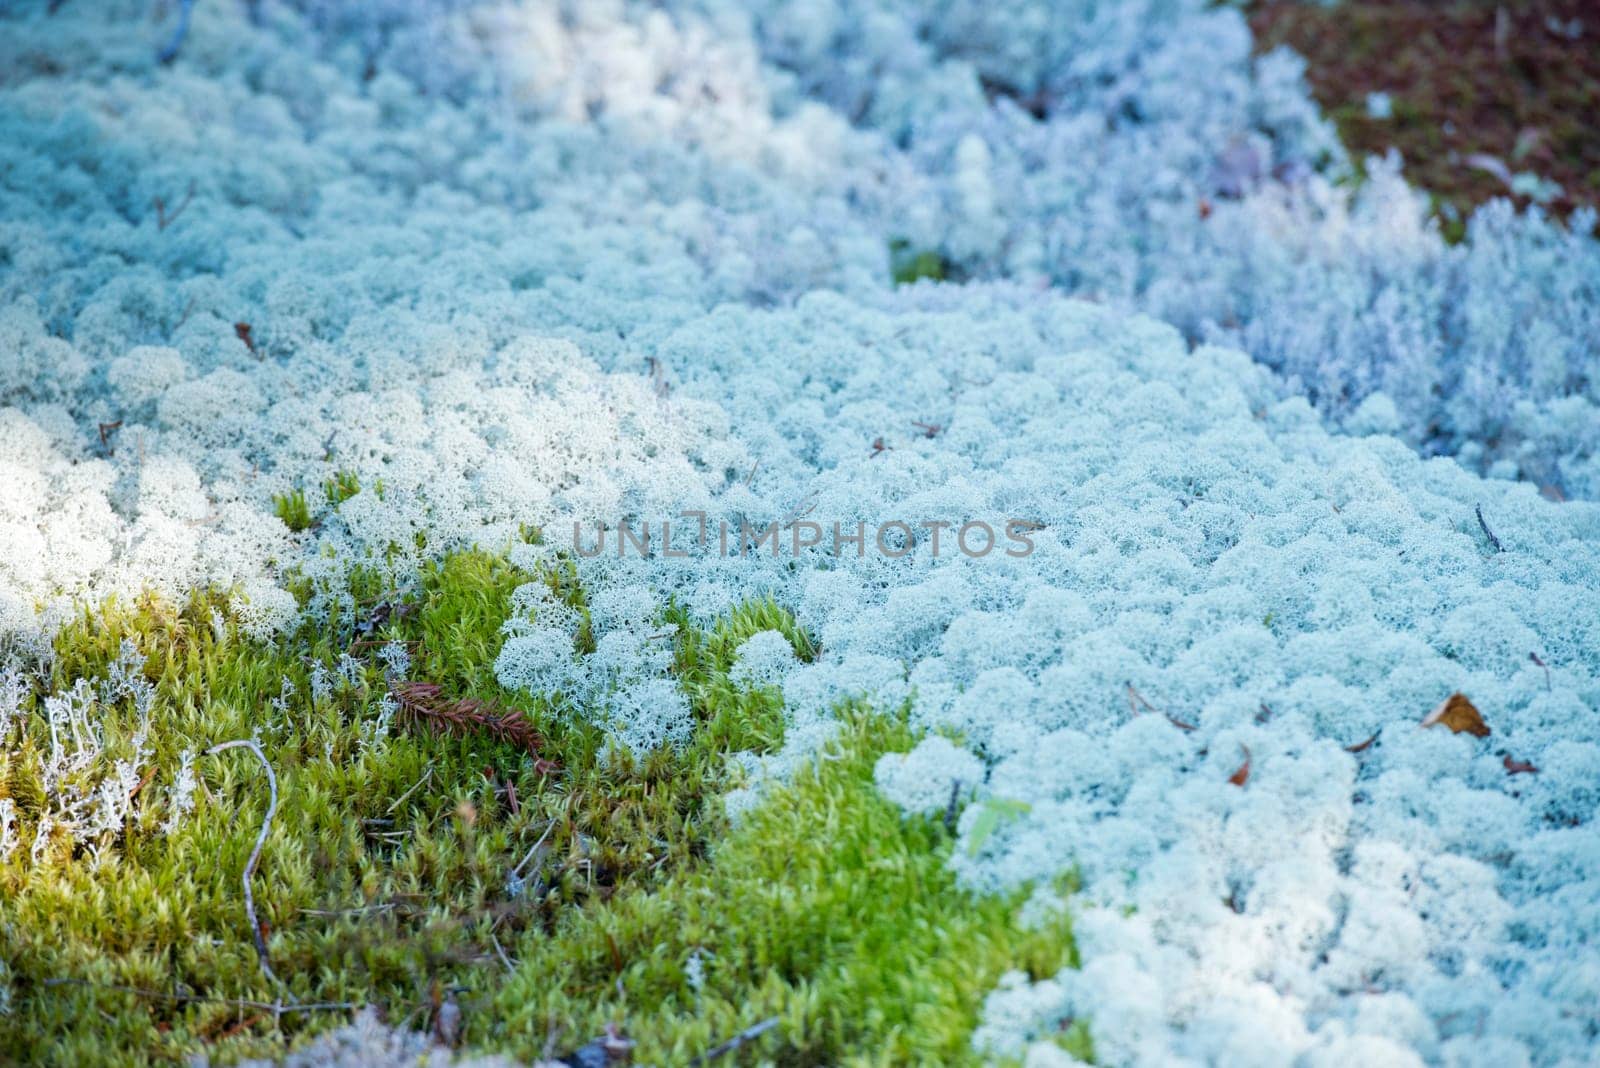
206;738;287;996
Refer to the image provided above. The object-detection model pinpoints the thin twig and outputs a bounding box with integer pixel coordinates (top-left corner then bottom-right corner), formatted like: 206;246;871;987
127;764;159;800
206;739;286;993
1475;504;1504;553
156;0;196;65
386;767;434;814
1125;681;1157;717
490;933;517;974
943;779;962;833
42;979;354;1016
1529;651;1551;691
689;1017;780;1065
512;819;558;879
154;180;196;231
299;903;396;918
173;295;197;332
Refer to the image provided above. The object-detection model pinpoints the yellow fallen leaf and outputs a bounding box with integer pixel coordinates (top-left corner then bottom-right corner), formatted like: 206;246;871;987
1421;693;1490;738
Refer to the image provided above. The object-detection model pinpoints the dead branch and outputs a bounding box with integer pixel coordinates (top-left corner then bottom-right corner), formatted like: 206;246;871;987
1125;681;1195;730
1475;503;1504;553
1125;681;1158;716
490;933;517;973
154;180;196;231
390;681;552;759
943;778;962;833
690;1017;780;1065
156;0;196;65
1529;651;1551;691
386;767;434;814
299;903;396;918
205;738;286;993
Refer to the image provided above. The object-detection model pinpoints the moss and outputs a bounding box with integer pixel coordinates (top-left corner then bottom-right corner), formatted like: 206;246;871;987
268;470;373;535
484;707;1079;1066
890;239;948;286
0;549;1075;1065
324;470;364;507
270;489;313;533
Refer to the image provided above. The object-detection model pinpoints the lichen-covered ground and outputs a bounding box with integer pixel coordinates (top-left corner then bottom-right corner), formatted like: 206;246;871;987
1;2;1598;1066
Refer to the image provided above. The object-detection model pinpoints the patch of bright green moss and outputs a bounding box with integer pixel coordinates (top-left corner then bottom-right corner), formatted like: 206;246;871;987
269;471;372;535
270;489;314;533
0;548;1077;1066
485;706;1080;1066
890;239;948;286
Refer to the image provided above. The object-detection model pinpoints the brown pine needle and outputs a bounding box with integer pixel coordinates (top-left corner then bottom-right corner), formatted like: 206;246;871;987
1503;754;1539;775
1345;731;1381;754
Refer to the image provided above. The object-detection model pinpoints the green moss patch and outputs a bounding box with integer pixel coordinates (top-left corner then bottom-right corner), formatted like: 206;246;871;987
485;706;1079;1066
0;549;1075;1065
890;239;949;286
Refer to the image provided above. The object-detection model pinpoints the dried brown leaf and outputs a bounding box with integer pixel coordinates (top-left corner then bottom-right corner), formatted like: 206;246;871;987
1421;692;1490;738
1227;744;1251;787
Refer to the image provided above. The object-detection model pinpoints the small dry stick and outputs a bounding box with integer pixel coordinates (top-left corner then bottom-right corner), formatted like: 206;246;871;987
300;903;395;918
206;739;286;993
98;420;122;454
646;356;671;398
511;818;558;880
943;779;963;833
386;767;434;814
490;932;517;973
1475;504;1504;553
1529;652;1551;691
173;294;197;332
154;180;196;231
690;1017;780;1065
127;764;158;799
1125;682;1158;717
42;978;352;1016
156;0;196;64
